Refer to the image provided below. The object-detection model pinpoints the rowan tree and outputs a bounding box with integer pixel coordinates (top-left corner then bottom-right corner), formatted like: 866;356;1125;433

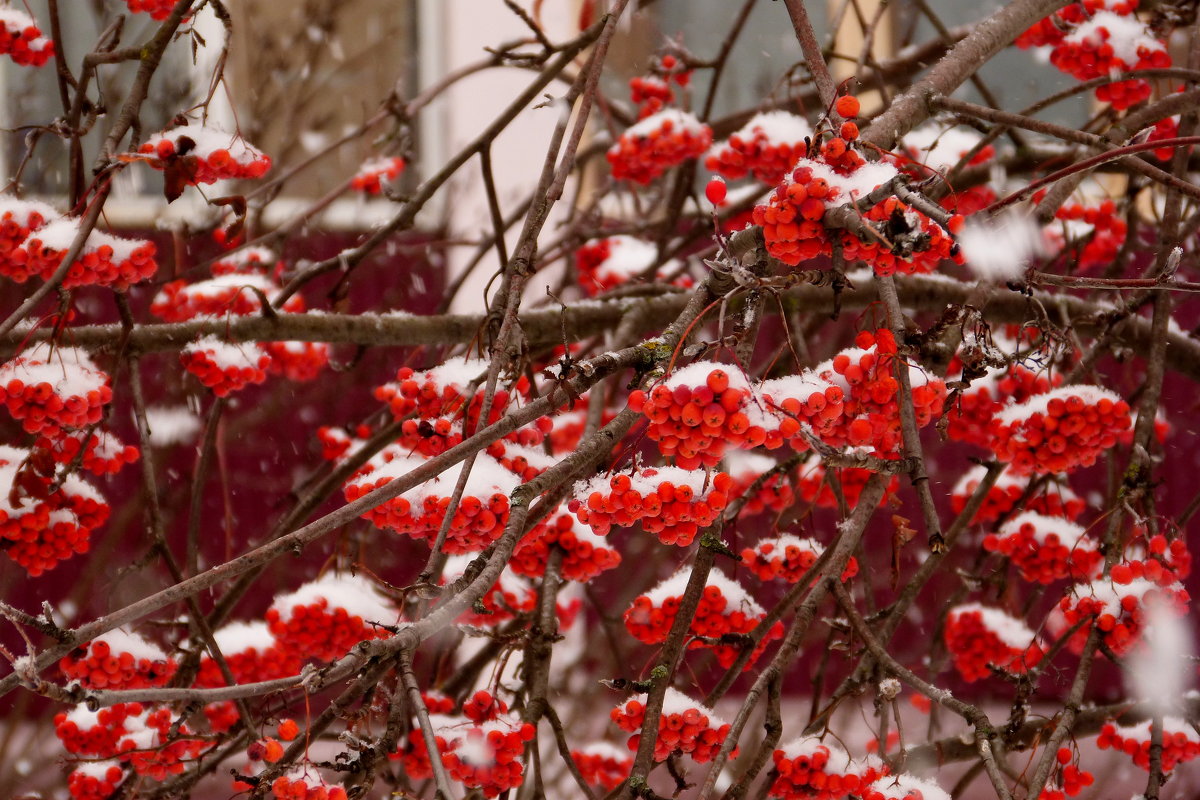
0;0;1198;799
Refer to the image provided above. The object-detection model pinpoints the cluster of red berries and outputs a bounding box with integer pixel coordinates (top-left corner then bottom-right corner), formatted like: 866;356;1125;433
151;273;305;322
572;742;632;791
0;445;110;576
1098;718;1200;772
440;717;536;798
989;385;1131;475
1148;115;1184;162
117;707;210;780
573;235;689;296
1055;576;1191;656
859;774;951;800
726;452;797;515
705;111;813;184
950;467;1084;525
194;620;302;689
346;451;517;553
0;198;58;281
758;372;848;450
0;345;112;435
269;773;348;800
796;462;897;509
124;0;180;20
0;8;54;66
607;109;713;184
350;156;405;193
768;736;886;800
946;364;1061;450
375;356;525;431
1036;748;1095;799
265;573;394;663
628;54;691;118
628;363;755;468
624;567;781;667
259;339;332;383
211;246;284;277
569;467;732;546
56;703;143;757
487;439;556;482
753;107;963;274
1052;200;1127;273
741;534;859;583
68;762;125;800
180;337;272;396
510;512;621;582
1116;533;1192;585
59;630;177;690
133;125;271;183
611;689;735;763
816;330;947;457
1050;14;1170;109
983;512;1101;584
37;430;140;477
944;604;1044;682
12;218;157;290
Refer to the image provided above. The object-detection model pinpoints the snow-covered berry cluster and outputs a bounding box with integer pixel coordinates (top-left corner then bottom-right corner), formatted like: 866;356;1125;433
983;512;1101;584
860;774;951;800
624;567;781;667
1098;718;1200;772
36;429;139;477
194;620;302;690
627;54;691;118
345;450;518;553
56;703;143;757
0;7;53;66
115;706;209;779
375;356;526;431
1050;13;1170;109
741;534;859;583
944;603;1044;681
1054;576;1191;656
946;364;1061;451
0;345;111;435
572;742;631;791
950;466;1084;525
67;762;125;800
611;689;735;763
350;156;405;194
133;125;271;183
1114;532;1191;586
607;109;713;184
0;198;59;281
753;143;963;275
768;736;886;800
151;273;305;322
989;385;1132;475
11;218;157;289
815;330;947;457
796;462;897;509
59;629;177;690
269;772;348;800
180;336;272;396
442;556;539;627
705;111;813;185
265;573;395;663
0;444;109;576
574;235;689;296
510;512;621;582
569;467;732;546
